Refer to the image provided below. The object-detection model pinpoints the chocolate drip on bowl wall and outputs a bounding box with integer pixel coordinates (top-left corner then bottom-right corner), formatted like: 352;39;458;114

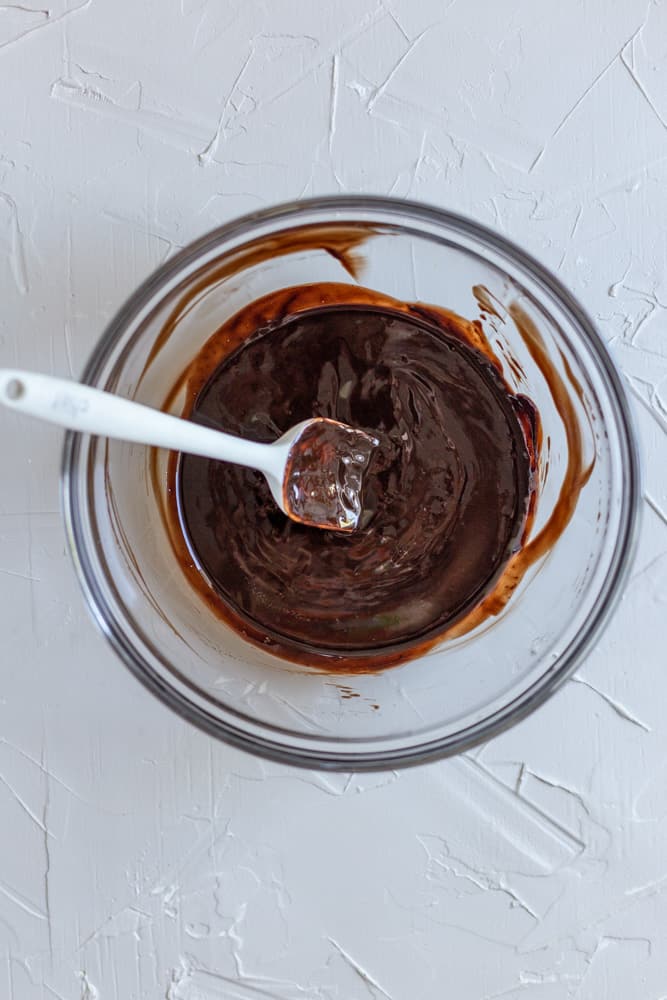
140;265;591;672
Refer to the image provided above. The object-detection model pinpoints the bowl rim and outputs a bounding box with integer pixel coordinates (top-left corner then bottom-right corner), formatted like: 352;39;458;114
61;195;641;771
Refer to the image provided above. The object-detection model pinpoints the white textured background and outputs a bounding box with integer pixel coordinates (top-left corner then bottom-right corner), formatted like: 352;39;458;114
0;1;666;997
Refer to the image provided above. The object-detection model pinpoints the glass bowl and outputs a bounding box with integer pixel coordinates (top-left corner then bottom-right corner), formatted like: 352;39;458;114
61;196;639;770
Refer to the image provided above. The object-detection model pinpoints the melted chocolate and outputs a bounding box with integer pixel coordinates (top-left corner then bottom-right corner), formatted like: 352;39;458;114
176;302;536;660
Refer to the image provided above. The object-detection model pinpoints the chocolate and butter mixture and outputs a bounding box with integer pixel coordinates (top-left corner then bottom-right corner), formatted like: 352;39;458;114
174;289;538;663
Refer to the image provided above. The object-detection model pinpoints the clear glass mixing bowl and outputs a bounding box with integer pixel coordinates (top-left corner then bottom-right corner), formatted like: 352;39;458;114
61;197;639;769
